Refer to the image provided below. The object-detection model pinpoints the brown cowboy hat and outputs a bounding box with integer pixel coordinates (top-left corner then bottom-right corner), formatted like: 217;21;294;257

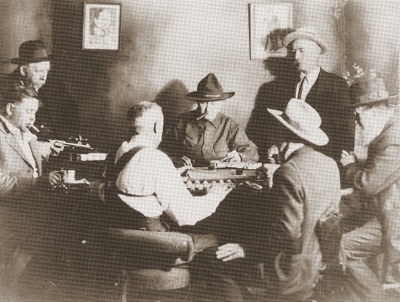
11;40;51;64
283;27;328;55
349;77;399;107
267;98;329;146
185;73;235;102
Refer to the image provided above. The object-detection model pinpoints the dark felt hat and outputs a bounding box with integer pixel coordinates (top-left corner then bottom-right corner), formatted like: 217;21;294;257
185;73;235;102
11;40;51;64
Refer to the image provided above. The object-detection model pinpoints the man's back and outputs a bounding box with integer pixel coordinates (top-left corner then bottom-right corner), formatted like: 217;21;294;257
267;145;341;300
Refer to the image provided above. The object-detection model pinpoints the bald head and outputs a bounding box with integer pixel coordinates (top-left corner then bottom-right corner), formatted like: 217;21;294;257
127;101;164;144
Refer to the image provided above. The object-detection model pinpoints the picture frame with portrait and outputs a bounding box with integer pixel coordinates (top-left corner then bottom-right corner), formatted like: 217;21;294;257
249;3;293;60
82;3;121;50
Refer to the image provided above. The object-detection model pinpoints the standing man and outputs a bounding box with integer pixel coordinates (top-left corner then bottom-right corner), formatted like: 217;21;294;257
6;40;79;139
160;73;259;167
195;99;341;301
340;88;400;301
268;28;353;163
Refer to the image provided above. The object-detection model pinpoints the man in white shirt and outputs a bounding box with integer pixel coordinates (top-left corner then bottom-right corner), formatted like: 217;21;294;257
106;101;231;239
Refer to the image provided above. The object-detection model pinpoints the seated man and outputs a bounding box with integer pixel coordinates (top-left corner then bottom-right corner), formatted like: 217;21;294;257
104;101;231;250
201;99;341;301
160;73;259;167
340;89;400;301
0;86;63;299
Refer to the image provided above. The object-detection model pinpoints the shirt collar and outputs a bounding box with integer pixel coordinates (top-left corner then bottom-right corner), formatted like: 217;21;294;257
0;115;37;142
205;113;223;128
300;67;320;83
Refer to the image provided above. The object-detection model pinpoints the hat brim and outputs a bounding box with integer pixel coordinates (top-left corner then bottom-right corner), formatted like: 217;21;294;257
185;91;235;102
11;56;51;64
283;32;327;55
267;108;329;146
349;94;399;108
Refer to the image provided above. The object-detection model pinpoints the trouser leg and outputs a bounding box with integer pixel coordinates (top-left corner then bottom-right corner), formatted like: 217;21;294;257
340;218;384;302
380;204;400;284
189;247;244;302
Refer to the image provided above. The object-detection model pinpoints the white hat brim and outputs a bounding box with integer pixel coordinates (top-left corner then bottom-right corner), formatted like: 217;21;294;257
267;108;329;146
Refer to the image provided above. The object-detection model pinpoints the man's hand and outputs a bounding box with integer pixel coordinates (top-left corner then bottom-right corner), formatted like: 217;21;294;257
267;145;279;162
177;156;193;167
216;243;245;262
49;141;64;156
177;165;193;176
48;171;63;186
340;150;356;167
221;150;241;163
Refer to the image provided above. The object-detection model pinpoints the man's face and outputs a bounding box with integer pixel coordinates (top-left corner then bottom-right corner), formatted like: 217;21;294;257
23;61;50;91
94;10;112;31
6;97;39;133
292;39;321;73
198;101;224;121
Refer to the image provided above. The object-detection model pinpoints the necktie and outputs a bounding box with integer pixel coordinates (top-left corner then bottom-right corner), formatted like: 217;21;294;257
297;76;306;99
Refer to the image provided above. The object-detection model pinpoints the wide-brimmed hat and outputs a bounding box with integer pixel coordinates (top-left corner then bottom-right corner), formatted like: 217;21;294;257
283;27;328;54
349;77;399;107
267;98;328;146
185;73;235;102
11;40;51;64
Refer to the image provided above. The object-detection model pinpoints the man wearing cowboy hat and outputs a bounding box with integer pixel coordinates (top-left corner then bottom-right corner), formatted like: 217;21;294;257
6;40;79;140
206;99;341;301
161;73;259;167
267;27;354;165
340;83;400;301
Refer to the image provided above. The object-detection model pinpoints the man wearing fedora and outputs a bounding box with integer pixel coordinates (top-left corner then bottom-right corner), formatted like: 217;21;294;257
6;40;79;140
161;73;259;167
340;84;400;301
200;99;341;301
267;28;354;165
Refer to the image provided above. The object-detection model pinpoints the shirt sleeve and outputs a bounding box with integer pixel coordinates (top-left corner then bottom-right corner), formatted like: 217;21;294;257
228;122;259;163
154;151;224;226
346;144;400;196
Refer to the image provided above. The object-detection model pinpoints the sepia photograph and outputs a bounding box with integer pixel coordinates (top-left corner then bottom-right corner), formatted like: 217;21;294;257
0;0;399;301
249;3;293;60
82;3;121;50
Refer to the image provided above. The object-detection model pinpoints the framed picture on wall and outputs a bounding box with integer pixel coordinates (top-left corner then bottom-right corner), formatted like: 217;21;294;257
249;3;293;60
82;3;121;50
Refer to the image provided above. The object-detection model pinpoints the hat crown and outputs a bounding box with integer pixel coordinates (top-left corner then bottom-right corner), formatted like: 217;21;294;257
197;73;224;97
350;75;399;107
12;40;50;64
185;73;235;102
283;27;327;54
283;99;321;132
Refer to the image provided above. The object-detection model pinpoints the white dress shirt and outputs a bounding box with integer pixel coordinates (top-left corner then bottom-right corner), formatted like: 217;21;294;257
115;135;223;226
296;67;321;100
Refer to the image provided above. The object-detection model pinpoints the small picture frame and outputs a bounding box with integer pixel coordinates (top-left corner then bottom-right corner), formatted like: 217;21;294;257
249;3;293;60
83;3;121;50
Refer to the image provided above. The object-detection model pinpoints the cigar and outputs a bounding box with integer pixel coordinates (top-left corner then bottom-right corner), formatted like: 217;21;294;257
30;125;40;133
196;112;208;120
